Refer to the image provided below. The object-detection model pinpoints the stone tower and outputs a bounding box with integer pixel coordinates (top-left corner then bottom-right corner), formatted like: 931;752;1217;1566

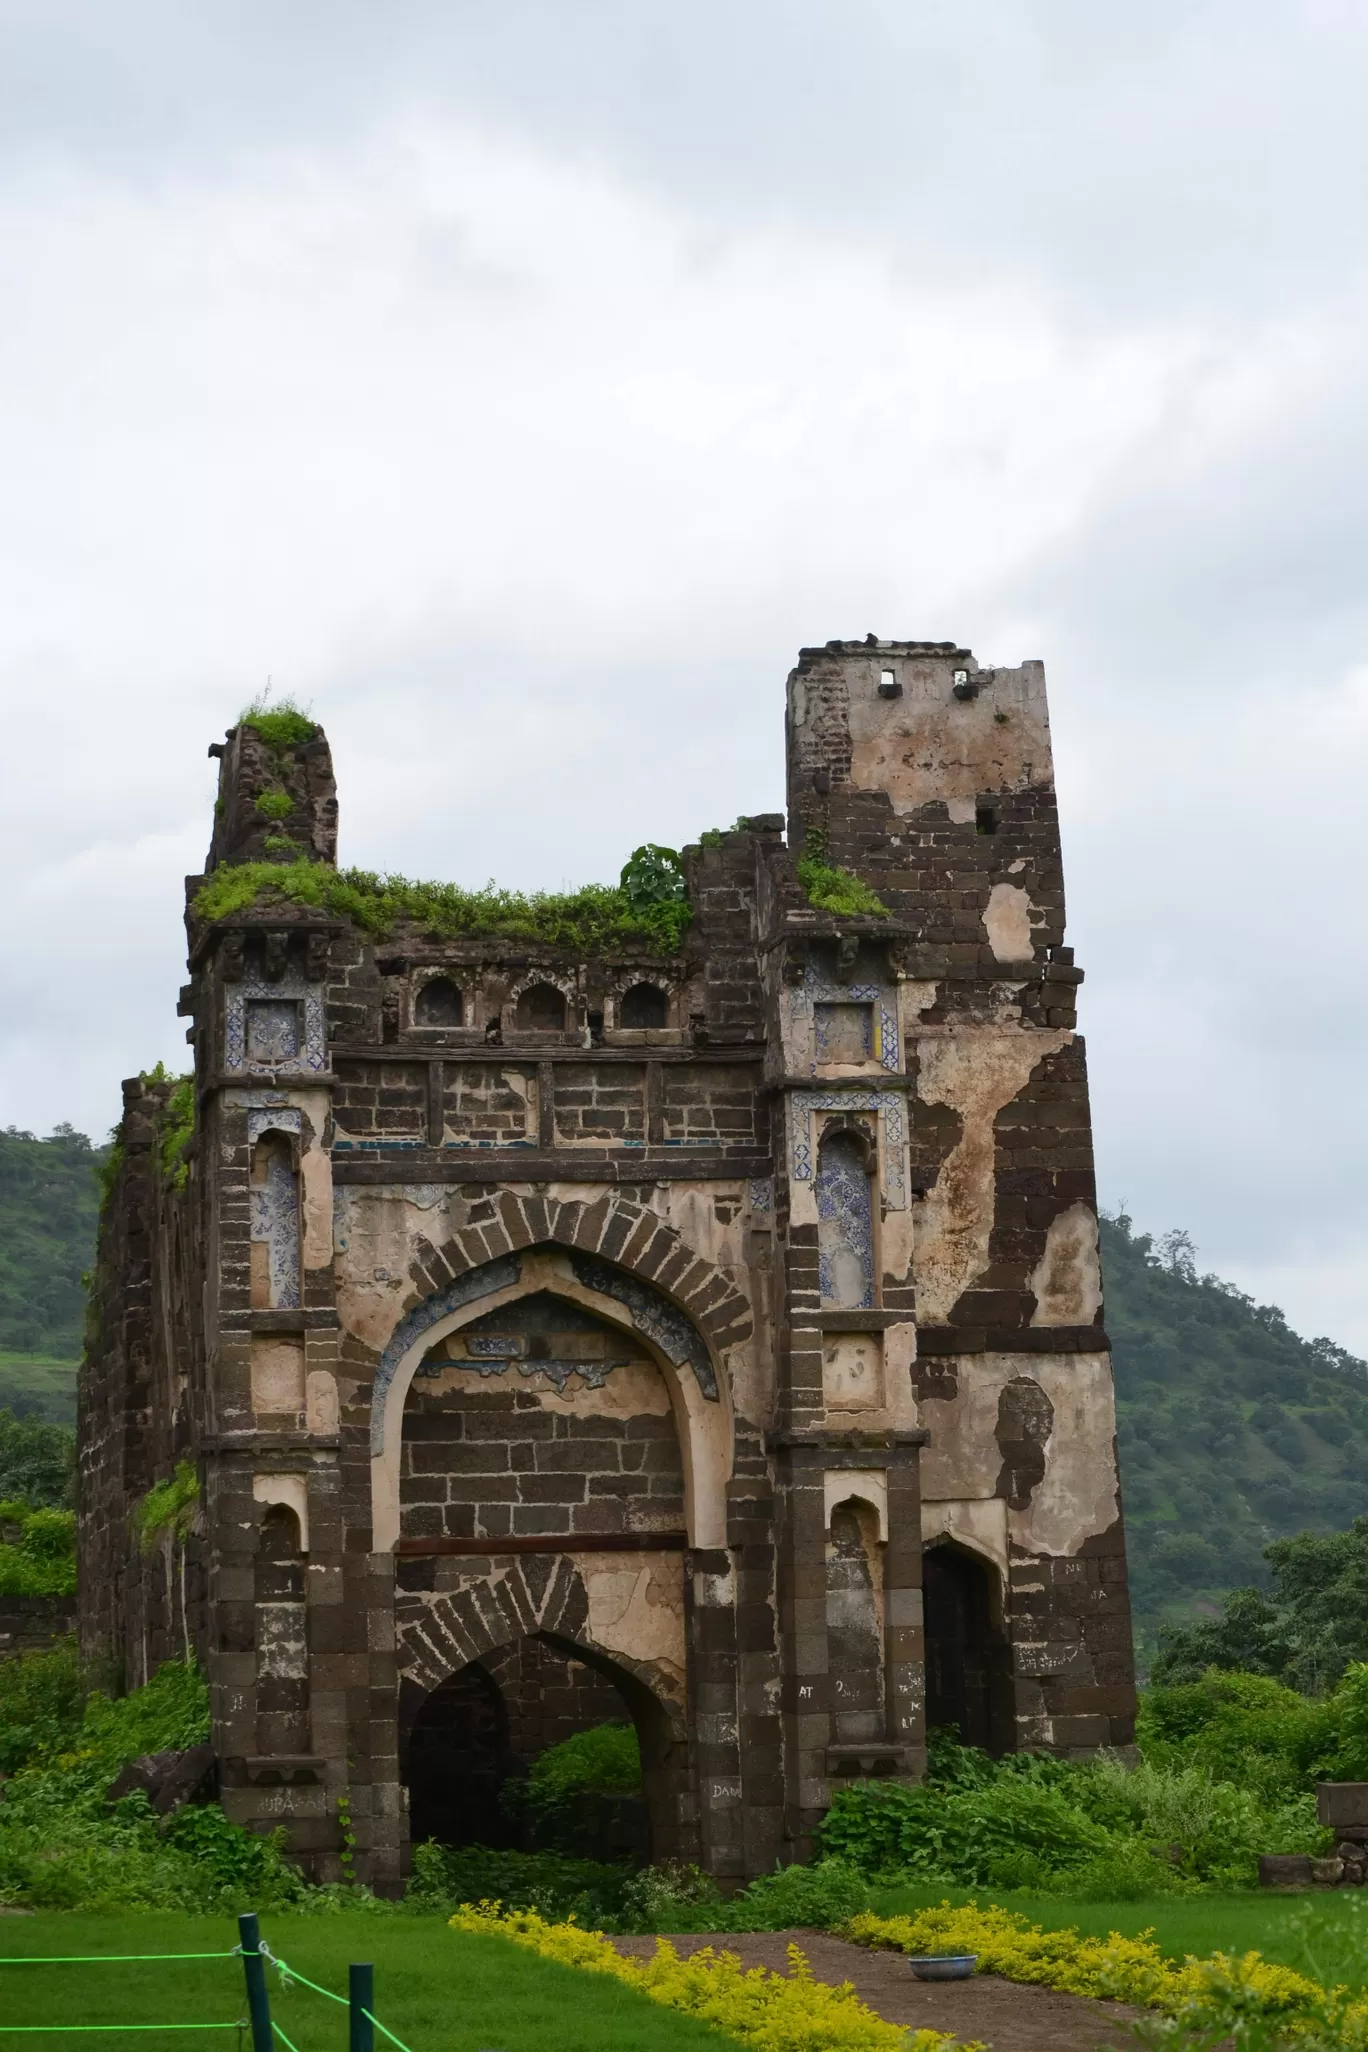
79;638;1134;1889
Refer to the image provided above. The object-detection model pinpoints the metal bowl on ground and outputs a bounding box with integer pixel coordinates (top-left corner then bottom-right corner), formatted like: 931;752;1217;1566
907;1955;978;1981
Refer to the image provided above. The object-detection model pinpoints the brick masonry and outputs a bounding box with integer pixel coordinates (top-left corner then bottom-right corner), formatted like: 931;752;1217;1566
78;637;1135;1889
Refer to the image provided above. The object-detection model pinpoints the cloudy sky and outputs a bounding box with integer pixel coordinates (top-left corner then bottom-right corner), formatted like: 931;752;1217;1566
3;2;1366;1346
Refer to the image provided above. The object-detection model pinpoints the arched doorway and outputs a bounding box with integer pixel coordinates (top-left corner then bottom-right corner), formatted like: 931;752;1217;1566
922;1542;1015;1755
404;1660;508;1848
396;1279;692;1859
401;1631;657;1860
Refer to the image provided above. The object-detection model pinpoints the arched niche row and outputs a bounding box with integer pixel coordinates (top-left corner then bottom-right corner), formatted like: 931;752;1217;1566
514;983;568;1032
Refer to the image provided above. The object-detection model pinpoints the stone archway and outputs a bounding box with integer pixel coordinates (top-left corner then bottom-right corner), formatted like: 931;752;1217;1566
397;1563;689;1863
369;1193;751;1552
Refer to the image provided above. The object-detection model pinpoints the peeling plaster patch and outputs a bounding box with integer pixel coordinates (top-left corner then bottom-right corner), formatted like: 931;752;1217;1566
946;796;977;825
823;1333;884;1412
995;1375;1054;1509
899;982;940;1028
583;1555;686;1689
841;659;1055;816
913;1029;1070;1322
922;1496;1009;1581
251;1335;305;1414
984;883;1034;963
305;1371;339;1434
1017;1359;1120;1556
917;1352;1119;1556
1030;1203;1103;1326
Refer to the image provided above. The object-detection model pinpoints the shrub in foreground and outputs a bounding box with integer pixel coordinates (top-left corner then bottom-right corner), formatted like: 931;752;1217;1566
452;1902;974;2052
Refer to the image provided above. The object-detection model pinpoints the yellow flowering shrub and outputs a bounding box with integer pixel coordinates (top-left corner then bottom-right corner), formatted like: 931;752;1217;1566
450;1902;983;2052
842;1904;1368;2045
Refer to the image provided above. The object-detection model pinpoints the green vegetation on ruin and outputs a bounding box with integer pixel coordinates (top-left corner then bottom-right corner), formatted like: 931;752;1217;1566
253;786;294;818
155;1072;195;1189
795;830;889;917
194;852;694;952
236;690;319;750
134;1459;200;1555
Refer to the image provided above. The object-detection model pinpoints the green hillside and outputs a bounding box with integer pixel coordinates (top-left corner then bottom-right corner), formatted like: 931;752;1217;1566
1103;1212;1368;1664
0;1125;105;1422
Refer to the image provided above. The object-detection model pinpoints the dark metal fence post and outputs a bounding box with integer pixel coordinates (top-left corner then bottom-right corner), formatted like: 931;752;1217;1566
349;1964;375;2052
239;1913;273;2052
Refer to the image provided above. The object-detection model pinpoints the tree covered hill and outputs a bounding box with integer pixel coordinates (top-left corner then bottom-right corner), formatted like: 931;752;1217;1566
1103;1213;1368;1660
0;1125;106;1421
0;1126;104;1355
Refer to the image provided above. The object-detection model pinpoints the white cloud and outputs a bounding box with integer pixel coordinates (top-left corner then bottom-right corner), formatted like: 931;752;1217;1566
3;15;1368;1354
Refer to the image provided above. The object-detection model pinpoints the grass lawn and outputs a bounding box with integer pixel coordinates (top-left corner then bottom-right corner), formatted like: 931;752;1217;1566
0;1913;731;2052
868;1881;1368;1990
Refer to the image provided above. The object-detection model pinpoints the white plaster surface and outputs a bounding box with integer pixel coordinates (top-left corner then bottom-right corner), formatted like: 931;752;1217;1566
582;1553;686;1692
305;1370;339;1434
918;1352;1119;1556
984;882;1034;963
823;1332;884;1411
820;656;1054;816
1029;1202;1103;1325
921;1495;1010;1580
250;1334;305;1414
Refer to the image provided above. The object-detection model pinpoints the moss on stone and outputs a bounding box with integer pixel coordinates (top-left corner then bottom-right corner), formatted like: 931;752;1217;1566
795;833;889;918
236;693;318;750
194;859;693;953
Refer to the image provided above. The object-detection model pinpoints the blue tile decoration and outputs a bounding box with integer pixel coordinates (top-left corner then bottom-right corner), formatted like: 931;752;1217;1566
250;1140;301;1309
371;1255;523;1452
246;999;300;1063
225;978;327;1076
815;1129;875;1308
372;1244;720;1445
569;1251;720;1401
416;1336;635;1392
747;1177;774;1217
788;1090;907;1209
799;958;900;1073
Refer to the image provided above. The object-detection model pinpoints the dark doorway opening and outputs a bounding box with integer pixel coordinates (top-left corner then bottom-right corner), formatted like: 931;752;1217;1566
401;1634;666;1860
922;1543;1015;1755
404;1661;509;1849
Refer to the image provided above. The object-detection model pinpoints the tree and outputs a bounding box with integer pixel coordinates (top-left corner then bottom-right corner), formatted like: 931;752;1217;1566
1151;1517;1368;1693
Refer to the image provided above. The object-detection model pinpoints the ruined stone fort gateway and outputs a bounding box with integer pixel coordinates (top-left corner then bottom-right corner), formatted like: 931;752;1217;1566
79;639;1135;1888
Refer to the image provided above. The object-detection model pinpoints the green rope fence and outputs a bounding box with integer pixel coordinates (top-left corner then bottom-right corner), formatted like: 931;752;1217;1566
0;1913;417;2052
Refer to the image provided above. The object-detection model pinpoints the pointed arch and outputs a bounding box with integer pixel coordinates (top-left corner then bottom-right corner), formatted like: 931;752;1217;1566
369;1194;749;1550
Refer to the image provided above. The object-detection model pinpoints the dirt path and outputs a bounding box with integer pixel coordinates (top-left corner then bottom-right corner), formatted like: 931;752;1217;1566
608;1930;1145;2052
